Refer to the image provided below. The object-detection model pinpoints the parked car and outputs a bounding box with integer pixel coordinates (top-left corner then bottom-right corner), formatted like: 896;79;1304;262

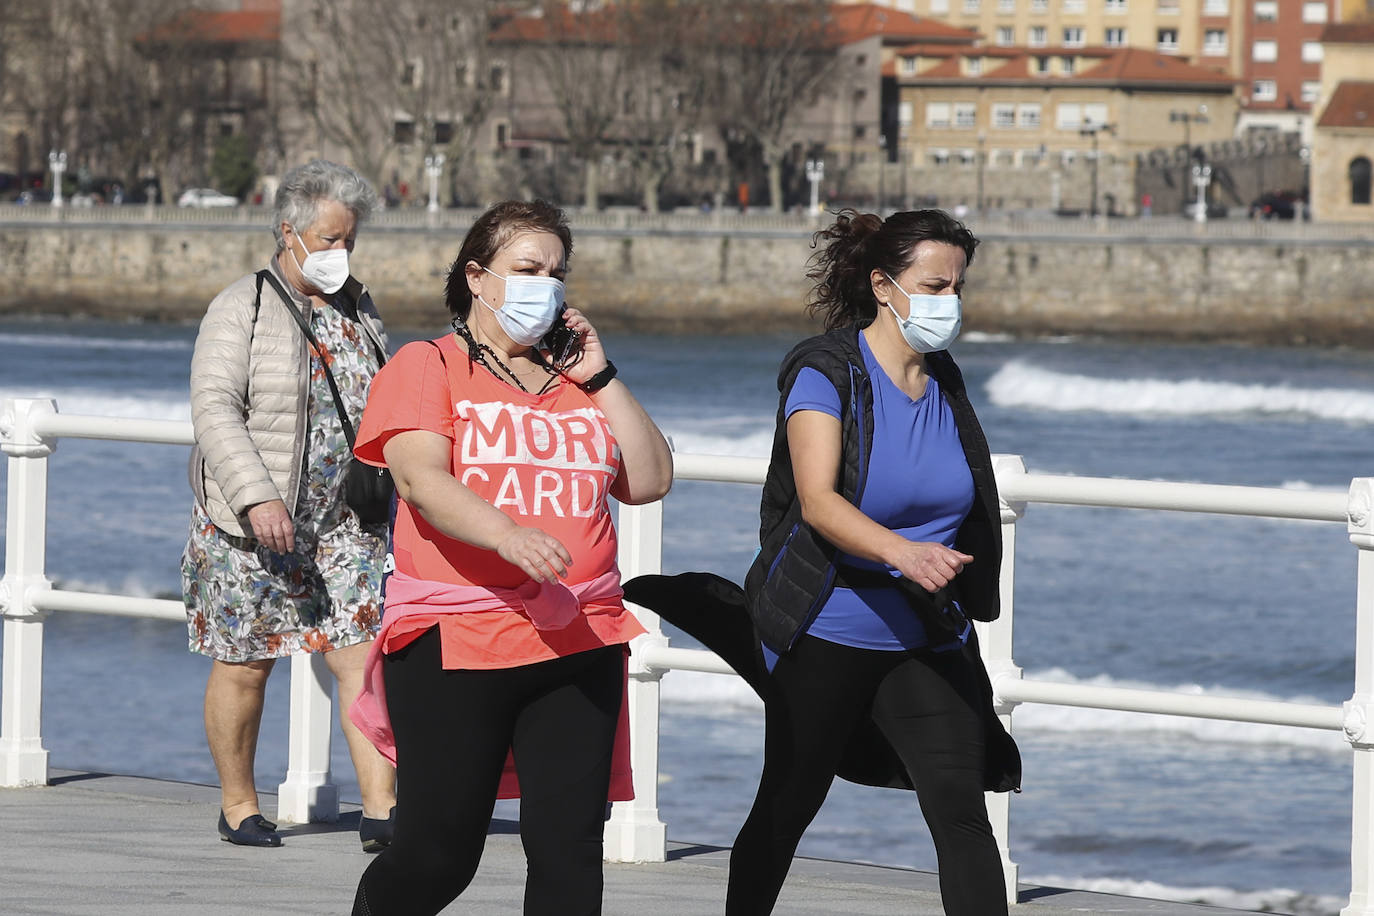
1249;191;1300;221
177;187;239;208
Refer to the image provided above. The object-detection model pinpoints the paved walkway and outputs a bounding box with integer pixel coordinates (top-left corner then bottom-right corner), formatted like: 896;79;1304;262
4;770;1256;915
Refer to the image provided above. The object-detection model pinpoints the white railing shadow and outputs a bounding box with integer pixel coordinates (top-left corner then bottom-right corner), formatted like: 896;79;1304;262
2;396;1372;912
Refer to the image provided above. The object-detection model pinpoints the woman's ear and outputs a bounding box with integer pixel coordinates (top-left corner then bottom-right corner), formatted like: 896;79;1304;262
869;268;890;306
465;259;485;299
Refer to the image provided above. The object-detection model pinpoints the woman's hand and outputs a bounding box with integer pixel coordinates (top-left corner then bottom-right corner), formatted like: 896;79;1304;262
558;306;609;386
496;526;573;583
247;499;295;554
886;541;973;593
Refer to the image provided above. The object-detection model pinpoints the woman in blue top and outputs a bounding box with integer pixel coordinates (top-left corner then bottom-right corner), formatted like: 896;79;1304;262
732;208;1010;915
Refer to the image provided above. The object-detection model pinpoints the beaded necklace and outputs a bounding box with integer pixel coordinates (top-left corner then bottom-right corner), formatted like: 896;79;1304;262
451;317;557;395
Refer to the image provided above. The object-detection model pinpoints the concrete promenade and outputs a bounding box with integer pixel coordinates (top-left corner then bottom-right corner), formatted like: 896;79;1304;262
4;769;1261;915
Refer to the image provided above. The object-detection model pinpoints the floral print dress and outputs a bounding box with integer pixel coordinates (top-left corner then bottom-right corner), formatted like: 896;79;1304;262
182;299;387;662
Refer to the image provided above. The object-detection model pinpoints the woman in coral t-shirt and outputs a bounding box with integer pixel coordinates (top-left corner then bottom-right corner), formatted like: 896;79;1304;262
349;200;673;916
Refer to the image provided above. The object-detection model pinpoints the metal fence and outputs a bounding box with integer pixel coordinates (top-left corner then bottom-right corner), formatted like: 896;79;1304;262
3;396;1373;910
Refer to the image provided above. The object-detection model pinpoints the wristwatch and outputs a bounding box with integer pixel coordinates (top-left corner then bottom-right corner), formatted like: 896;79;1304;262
578;361;617;394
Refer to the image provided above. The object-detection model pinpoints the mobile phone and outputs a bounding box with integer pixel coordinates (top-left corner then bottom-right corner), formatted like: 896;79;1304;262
540;310;581;367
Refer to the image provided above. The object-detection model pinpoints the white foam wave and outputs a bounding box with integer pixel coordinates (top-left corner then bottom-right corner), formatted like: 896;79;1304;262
986;361;1374;423
0;332;191;352
660;668;763;712
1027;873;1344;916
663;428;773;459
0;387;190;421
1014;668;1347;751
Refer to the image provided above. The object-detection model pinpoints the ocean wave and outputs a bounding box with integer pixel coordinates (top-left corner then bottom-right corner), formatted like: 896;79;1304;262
0;332;191;352
0;387;191;421
985;361;1374;423
1026;873;1345;916
661;427;773;459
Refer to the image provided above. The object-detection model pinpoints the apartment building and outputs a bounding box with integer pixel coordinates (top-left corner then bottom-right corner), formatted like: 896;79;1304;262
1310;20;1374;219
1238;0;1338;136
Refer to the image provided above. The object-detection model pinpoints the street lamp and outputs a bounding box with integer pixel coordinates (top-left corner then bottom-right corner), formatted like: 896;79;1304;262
1079;122;1115;218
424;152;445;214
48;150;67;208
1169;104;1208;212
976;132;986;214
805;158;825;216
877;134;887;214
1191;158;1212;224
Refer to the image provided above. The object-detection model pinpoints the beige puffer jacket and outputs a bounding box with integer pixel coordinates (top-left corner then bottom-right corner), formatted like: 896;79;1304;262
187;256;387;539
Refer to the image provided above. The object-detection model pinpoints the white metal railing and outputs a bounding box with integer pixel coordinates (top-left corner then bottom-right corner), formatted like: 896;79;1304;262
2;396;1372;912
3;202;1374;241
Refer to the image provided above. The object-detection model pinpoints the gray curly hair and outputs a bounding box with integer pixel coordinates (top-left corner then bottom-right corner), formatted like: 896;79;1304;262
271;159;378;252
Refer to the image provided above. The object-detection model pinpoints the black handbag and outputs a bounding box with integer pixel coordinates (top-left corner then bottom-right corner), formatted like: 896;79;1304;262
256;270;395;526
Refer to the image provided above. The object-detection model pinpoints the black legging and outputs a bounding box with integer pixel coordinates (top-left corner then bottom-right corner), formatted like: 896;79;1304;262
353;628;624;916
726;634;1007;916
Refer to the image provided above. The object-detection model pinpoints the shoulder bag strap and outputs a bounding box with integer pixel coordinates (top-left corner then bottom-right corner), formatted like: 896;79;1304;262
256;269;358;448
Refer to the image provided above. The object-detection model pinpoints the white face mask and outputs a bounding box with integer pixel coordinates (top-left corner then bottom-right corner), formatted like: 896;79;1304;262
289;225;350;295
478;266;566;347
883;273;962;353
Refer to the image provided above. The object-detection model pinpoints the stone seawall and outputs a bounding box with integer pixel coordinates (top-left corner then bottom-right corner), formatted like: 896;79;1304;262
2;223;1372;346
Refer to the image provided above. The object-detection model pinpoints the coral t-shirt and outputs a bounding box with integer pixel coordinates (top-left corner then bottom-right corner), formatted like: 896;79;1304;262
354;334;644;668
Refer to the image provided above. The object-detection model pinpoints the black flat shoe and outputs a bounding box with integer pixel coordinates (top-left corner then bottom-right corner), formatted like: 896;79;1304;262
360;807;395;853
218;810;282;847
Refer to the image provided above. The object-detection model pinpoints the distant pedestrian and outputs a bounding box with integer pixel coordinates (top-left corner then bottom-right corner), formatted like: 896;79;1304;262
181;159;397;851
1141;192;1152;218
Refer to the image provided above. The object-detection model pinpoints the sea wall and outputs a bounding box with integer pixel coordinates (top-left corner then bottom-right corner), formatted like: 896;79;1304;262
2;223;1372;346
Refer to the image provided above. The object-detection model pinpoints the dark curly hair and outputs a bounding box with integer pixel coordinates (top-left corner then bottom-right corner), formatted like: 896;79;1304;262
806;209;979;330
443;200;574;320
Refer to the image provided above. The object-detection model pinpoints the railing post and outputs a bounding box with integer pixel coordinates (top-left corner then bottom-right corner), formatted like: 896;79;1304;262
605;499;669;862
982;453;1027;904
0;398;57;787
1342;477;1374;916
276;653;339;823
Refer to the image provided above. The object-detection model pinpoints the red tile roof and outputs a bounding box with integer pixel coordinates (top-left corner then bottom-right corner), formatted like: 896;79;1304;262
140;10;279;45
1077;47;1232;85
892;45;1234;87
1317;81;1374;129
826;4;979;44
1320;22;1374;44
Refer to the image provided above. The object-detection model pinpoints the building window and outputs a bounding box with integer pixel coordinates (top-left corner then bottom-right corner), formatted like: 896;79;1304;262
1033;55;1050;74
959;148;978;165
1060;149;1077;166
1020;147;1046;166
901;56;918;75
1157;0;1178;12
1301;81;1321;104
931;148;950;165
996;26;1015;44
926;102;952;128
896;0;915;10
930;0;949;11
1063;27;1084;46
1063;0;1084;10
1253;40;1278;62
1105;0;1127;11
1030;0;1048;11
495;122;509;146
1083;102;1108;126
1203;29;1226;54
434;120;454;144
899;101;913;124
1030;25;1047;45
1157;28;1179;52
489;64;506;93
1252;79;1278;101
954;102;977;127
1352;157;1372;205
1254;0;1277;21
455;63;468;85
853;124;867;139
993;104;1017;128
1060;56;1076;74
393;120;416;144
1202;0;1226;13
966;57;983;75
400;61;419;88
1056;103;1082;129
1302;41;1324;62
1018;103;1042;127
1105;27;1126;45
1302;1;1327;22
999;0;1015;10
963;0;980;12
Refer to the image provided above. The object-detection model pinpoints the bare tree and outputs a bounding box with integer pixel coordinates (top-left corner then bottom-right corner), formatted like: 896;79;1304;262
287;0;497;195
692;0;839;212
526;3;633;210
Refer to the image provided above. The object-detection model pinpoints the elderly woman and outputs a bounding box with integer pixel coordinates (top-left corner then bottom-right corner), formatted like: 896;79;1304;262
181;159;397;850
347;199;673;915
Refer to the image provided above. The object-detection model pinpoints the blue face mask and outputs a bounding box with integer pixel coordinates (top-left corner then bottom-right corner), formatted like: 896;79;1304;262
478;266;566;347
883;273;962;353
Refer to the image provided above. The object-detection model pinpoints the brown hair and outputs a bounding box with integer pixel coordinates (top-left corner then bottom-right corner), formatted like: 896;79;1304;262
443;200;574;320
805;209;978;330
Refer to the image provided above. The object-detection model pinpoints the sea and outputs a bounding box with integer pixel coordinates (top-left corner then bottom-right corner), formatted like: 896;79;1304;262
2;314;1371;915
